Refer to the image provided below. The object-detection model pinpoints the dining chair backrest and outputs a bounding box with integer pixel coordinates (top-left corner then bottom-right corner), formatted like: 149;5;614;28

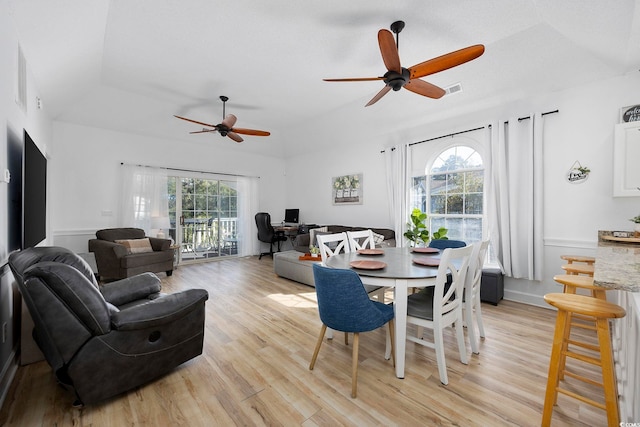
312;264;391;332
429;239;466;250
464;239;490;354
434;245;473;318
346;229;375;251
316;232;350;264
465;239;490;301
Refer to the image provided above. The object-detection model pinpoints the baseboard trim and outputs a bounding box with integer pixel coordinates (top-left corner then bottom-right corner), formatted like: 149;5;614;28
504;289;552;309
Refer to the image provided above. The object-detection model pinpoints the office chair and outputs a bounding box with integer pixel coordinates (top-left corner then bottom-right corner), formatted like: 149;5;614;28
255;212;287;260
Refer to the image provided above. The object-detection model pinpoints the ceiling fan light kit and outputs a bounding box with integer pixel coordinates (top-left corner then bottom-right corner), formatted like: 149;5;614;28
174;95;270;143
324;20;484;106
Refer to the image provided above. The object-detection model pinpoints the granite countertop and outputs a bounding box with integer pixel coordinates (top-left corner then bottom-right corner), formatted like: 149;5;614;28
594;231;640;292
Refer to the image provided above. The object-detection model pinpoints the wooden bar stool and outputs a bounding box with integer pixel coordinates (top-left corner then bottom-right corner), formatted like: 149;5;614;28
553;274;606;300
542;293;625;427
560;255;595;265
560;262;594;276
553;274;608;381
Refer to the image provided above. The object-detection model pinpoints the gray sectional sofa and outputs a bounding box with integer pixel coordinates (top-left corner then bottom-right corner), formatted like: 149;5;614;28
273;225;395;287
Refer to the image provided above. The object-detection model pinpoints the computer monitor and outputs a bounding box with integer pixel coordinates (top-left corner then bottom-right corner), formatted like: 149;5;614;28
284;208;299;224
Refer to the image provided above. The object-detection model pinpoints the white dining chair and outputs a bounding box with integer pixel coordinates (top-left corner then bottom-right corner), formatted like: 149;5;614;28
316;232;351;261
346;229;390;303
399;245;473;385
346;229;375;251
463;239;490;354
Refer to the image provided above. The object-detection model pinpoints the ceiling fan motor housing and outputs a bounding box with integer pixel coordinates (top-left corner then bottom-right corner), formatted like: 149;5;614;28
384;68;410;91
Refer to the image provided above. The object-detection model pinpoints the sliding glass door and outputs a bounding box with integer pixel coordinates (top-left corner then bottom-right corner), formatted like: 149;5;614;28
168;176;238;262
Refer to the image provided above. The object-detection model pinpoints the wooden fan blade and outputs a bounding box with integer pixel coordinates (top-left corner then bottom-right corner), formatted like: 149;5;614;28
409;44;485;79
227;132;244;143
365;86;392;107
323;77;384;82
378;29;401;73
404;78;446;99
222;114;238;128
174;115;218;129
190;129;218;134
231;128;270;136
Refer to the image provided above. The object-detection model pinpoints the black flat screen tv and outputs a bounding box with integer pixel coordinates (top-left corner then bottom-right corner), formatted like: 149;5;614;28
7;128;22;252
284;208;299;224
22;130;47;248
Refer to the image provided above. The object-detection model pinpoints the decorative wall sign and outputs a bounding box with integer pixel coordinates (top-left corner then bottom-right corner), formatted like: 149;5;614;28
620;104;640;123
566;161;590;184
332;173;363;205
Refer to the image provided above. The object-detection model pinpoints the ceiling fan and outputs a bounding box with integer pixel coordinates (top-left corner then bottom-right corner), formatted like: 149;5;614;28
174;96;270;143
324;20;485;107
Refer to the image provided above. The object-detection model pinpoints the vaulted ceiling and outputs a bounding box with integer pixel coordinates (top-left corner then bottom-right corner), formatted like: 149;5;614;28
8;0;640;157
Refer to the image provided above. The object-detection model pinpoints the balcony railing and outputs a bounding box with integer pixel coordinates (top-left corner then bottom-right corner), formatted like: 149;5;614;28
170;217;238;259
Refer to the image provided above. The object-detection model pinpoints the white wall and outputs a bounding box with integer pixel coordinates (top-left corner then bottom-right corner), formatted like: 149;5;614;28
284;72;640;305
50;121;287;252
0;1;53;406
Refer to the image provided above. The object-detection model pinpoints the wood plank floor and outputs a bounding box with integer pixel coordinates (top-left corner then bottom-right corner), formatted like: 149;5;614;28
0;256;609;426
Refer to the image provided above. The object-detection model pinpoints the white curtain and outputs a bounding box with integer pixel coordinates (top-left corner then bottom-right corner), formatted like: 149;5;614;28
119;165;170;236
385;144;412;247
486;113;544;280
236;175;259;257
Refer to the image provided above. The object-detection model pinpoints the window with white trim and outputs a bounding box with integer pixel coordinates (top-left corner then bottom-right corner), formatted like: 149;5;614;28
410;145;485;244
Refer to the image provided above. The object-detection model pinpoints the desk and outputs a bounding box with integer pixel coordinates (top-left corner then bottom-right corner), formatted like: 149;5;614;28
274;225;299;245
325;247;439;378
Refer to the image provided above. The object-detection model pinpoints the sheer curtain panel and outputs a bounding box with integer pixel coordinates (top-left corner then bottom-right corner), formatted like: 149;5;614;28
486;113;544;280
119;165;170;236
236;175;259;257
385;144;412;247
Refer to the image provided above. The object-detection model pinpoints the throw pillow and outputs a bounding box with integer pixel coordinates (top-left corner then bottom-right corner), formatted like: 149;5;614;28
309;227;328;247
115;238;154;254
372;232;385;245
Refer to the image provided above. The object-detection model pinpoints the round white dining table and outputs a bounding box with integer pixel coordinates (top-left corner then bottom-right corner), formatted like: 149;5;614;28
325;246;440;378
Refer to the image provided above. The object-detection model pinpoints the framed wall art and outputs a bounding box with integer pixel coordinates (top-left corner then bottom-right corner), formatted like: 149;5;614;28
332;173;363;205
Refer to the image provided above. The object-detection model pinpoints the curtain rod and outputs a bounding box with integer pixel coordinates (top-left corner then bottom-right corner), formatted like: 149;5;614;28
380;109;559;153
518;109;559;121
120;162;260;179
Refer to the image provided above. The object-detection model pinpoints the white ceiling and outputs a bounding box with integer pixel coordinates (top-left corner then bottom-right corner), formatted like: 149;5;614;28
8;0;640;157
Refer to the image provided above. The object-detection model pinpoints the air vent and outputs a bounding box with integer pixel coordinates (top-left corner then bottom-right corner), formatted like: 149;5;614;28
16;44;27;112
444;82;463;96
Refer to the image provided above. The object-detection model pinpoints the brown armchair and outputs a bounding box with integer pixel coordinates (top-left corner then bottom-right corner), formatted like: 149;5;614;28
89;228;174;281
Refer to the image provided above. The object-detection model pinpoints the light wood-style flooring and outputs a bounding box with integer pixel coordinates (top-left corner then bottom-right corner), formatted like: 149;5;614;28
0;256;609;426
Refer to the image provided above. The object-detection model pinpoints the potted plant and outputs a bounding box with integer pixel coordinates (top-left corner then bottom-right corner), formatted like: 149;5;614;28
309;245;321;257
403;208;448;247
630;214;640;236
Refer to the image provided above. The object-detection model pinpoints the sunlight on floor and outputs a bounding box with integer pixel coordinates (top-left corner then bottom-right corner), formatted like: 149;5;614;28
268;291;318;308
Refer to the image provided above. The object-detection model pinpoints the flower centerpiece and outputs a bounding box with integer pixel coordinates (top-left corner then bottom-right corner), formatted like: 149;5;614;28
309;245;320;257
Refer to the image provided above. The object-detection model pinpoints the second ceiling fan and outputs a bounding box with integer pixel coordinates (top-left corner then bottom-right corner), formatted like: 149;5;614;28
174;96;270;143
324;21;485;106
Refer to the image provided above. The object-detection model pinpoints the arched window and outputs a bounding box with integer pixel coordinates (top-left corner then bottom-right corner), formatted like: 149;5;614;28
410;145;485;243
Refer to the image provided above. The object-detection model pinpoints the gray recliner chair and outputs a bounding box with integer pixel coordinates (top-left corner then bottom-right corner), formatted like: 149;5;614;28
8;246;208;406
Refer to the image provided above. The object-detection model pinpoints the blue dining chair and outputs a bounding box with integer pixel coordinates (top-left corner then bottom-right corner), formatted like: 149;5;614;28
429;239;466;249
309;264;395;398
